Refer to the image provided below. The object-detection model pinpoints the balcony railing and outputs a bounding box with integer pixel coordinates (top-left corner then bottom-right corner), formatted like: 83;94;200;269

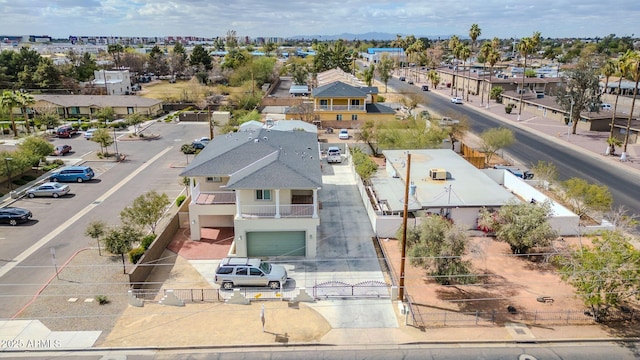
195;191;236;205
239;204;315;218
316;105;366;111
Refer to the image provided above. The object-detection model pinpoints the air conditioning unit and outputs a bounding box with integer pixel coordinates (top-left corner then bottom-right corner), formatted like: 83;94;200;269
429;168;447;181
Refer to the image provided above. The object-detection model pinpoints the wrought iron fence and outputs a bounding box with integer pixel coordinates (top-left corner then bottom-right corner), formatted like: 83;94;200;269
312;280;391;299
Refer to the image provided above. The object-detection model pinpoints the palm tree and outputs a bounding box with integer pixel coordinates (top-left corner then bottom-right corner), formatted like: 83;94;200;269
620;51;640;161
448;36;460;96
517;32;541;120
0;90;21;137
16;91;35;134
428;69;440;89
479;42;492;105
469;24;482;53
486;48;501;108
600;59;616;96
458;45;471;101
605;57;623;155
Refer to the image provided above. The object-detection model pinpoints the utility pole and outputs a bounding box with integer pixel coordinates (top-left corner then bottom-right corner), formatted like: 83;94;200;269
398;153;411;302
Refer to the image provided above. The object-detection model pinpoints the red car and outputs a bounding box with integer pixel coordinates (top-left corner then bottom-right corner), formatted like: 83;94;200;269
53;145;72;156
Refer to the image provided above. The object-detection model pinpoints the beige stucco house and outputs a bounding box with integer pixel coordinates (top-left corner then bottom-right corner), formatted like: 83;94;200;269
179;126;322;258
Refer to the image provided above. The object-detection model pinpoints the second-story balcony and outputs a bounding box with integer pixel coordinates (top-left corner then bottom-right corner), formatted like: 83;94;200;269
195;191;236;205
239;204;315;219
315;104;366;112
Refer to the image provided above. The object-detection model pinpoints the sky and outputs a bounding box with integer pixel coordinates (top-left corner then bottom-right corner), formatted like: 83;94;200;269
1;0;639;40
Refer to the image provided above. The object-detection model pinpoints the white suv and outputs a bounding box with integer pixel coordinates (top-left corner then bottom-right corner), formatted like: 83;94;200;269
214;257;288;290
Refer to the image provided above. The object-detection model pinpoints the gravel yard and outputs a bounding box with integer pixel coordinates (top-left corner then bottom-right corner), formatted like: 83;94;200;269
14;248;132;345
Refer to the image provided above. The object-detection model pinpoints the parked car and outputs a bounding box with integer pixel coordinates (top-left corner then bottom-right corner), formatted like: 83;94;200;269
451;97;463;104
53;145;72;156
26;182;70;198
49;166;95;183
326;146;342;163
421;85;429;91
338;129;349;140
56;125;77;138
408;80;414;85
191;140;208;150
214;257;288;290
0;207;32;226
84;128;98;140
600;103;612;111
399;77;406;81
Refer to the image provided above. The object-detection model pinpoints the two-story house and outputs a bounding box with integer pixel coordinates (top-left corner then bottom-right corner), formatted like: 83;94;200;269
287;80;395;129
179;127;322;258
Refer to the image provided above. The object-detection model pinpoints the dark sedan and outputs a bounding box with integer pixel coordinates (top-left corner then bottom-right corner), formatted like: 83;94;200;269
53;145;72;156
0;207;33;226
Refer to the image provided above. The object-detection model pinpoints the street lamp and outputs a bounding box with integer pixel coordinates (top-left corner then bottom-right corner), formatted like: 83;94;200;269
4;157;13;191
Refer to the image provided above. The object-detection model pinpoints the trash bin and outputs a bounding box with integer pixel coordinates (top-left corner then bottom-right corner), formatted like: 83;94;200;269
115;153;122;162
10;191;18;199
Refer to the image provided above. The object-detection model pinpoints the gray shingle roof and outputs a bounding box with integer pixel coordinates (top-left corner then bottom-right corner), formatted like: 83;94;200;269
366;103;395;114
312;81;372;98
179;128;322;190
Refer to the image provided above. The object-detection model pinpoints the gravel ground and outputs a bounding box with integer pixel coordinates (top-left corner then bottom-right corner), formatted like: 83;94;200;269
14;248;132;345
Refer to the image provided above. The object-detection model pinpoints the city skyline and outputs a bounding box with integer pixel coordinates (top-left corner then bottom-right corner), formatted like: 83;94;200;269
1;0;639;40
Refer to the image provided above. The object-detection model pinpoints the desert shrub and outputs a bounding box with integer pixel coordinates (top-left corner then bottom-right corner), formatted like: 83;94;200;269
128;247;145;264
141;234;156;250
95;295;109;305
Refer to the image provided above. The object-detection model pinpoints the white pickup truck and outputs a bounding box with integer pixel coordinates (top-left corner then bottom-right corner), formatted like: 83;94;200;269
326;146;342;163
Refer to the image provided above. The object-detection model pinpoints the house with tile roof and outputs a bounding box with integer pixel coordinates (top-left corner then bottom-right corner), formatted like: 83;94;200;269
179;127;322;258
286;81;395;129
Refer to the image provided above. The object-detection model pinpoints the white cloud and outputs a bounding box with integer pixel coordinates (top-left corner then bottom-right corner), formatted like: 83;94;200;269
0;0;638;39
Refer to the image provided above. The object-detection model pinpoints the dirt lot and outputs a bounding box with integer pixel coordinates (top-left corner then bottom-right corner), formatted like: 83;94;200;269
380;235;589;325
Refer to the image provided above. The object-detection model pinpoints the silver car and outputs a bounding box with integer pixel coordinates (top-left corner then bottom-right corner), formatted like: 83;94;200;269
214;257;288;290
26;182;71;198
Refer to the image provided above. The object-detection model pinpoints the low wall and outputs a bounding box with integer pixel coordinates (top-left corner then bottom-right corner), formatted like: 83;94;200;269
128;196;191;288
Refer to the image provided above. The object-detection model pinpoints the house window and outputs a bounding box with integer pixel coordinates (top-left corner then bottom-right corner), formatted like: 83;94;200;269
206;177;222;182
319;99;328;106
351;114;358;121
69;107;80;115
350;99;360;106
127;107;135;114
256;189;271;200
336;114;343;121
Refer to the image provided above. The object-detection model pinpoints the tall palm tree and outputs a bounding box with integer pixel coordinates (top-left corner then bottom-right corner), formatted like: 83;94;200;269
448;35;460;96
469;24;481;53
486;48;501;108
608;53;632;154
621;51;640;161
458;45;471;101
517;32;541;120
601;59;616;96
0;90;21;137
479;42;492;105
16;91;35;134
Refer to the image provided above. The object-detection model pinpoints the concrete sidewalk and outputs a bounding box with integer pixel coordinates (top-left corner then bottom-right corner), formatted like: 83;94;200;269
422;79;640;175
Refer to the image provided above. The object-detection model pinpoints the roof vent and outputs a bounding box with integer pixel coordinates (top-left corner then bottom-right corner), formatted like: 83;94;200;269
263;136;268;141
254;138;259;143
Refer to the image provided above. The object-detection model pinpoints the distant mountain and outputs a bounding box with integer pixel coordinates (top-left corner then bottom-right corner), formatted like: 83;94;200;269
288;32;466;41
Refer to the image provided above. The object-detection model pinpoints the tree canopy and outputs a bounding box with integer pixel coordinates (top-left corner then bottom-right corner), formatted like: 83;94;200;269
557;230;640;321
120;191;170;235
401;215;475;285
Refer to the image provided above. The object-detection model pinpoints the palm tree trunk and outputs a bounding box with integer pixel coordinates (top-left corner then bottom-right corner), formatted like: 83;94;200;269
23;107;31;134
518;57;527;118
607;78;623;155
487;67;493;107
10;112;17;137
622;77;639;155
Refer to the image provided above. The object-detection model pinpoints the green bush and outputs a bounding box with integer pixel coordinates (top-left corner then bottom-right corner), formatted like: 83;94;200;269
95;295;109;305
176;195;187;207
141;234;156;250
80;123;91;131
129;247;145;264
